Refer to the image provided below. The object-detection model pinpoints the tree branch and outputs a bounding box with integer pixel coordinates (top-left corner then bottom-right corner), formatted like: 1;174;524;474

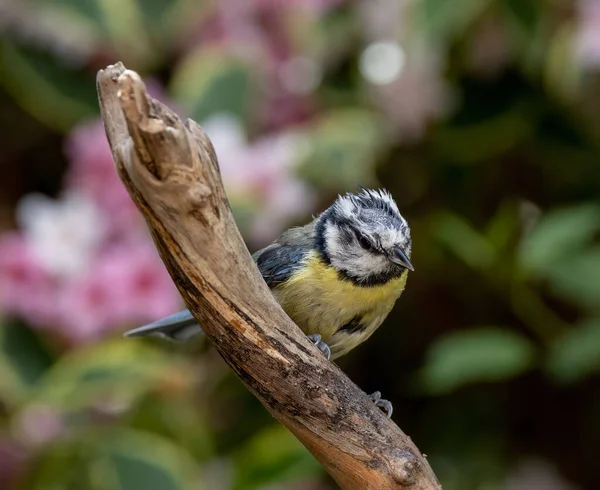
96;62;441;490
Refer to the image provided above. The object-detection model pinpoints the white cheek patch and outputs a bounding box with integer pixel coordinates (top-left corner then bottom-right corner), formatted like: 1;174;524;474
324;223;345;259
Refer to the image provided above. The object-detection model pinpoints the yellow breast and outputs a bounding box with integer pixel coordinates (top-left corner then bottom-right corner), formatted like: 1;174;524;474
272;251;407;358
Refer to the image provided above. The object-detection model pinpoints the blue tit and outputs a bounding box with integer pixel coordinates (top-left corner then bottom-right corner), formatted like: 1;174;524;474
124;188;413;416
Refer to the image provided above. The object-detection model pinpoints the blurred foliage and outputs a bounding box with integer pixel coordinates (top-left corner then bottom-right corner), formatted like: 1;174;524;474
2;0;600;489
419;327;536;395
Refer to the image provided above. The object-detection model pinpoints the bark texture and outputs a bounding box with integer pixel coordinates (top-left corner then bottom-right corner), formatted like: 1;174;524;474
96;62;442;490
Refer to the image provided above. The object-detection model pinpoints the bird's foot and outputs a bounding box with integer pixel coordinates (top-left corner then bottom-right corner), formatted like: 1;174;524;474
306;334;331;360
369;391;393;418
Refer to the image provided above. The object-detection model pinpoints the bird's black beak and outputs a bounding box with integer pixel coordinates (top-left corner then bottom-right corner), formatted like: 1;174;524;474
389;246;414;271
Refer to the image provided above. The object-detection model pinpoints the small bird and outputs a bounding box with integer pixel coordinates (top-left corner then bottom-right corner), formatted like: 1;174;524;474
125;188;413;417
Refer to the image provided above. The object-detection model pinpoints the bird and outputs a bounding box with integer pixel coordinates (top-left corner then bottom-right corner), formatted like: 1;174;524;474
124;188;413;417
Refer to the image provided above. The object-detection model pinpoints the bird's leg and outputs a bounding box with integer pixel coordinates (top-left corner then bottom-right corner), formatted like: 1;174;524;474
305;335;391;417
306;333;331;360
369;391;393;418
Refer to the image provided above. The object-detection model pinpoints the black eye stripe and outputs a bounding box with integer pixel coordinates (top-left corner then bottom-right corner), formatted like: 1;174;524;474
350;227;374;251
358;234;372;250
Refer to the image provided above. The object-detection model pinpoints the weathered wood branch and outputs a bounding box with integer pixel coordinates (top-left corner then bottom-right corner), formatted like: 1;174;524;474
96;62;441;490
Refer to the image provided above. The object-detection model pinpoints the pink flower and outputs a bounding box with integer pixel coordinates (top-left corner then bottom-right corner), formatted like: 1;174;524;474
186;0;319;130
202;114;316;243
0;234;60;327
251;0;347;13
16;192;107;277
55;241;181;343
64;121;141;237
369;49;451;142
576;0;600;69
12;403;65;448
99;240;182;325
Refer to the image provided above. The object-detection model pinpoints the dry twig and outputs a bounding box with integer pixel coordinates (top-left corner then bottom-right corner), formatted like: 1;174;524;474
96;62;441;490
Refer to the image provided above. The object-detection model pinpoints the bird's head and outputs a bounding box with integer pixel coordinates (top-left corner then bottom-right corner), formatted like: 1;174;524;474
315;188;413;286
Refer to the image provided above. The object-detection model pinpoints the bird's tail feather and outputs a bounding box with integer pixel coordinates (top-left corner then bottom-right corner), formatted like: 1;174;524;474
124;310;203;342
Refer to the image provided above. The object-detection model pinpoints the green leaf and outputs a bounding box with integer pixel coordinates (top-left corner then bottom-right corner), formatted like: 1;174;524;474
0;321;53;406
32;0;106;33
22;428;199;490
547;320;600;383
98;429;198;490
434;106;534;163
544;23;581;102
0;40;99;131
298;109;385;190
29;0;156;65
505;0;538;32
138;0;193;39
132;392;216;461
547;247;600;308
31;340;182;412
94;0;155;65
518;204;600;277
415;0;492;42
484;201;521;253
419;327;536;394
232;424;322;490
170;48;254;123
433;212;496;270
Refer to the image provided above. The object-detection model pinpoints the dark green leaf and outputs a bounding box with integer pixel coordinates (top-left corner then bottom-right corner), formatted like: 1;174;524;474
170;49;254;123
32;340;182;412
0;321;53;405
547;248;600;308
22;429;198;490
547;320;600;383
419;327;536;394
518;204;600;277
415;0;491;42
0;41;99;130
434;212;496;270
233;424;322;490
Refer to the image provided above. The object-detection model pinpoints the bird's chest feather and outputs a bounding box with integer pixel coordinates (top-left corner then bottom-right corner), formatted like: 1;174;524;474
272;252;407;358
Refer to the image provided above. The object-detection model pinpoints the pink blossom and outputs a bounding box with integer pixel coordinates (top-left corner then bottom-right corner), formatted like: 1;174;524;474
203;114;316;242
16;191;107;277
98;240;182;325
188;0;319;130
371;50;451;142
64;120;141;237
0;233;60;327
358;1;451;142
251;0;348;13
12;404;65;449
576;0;600;69
55;241;181;343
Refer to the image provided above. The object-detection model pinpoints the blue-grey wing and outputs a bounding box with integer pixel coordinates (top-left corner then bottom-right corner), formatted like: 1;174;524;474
252;243;309;288
124;310;201;342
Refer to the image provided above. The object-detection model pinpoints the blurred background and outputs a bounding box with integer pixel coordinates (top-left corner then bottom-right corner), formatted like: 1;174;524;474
1;0;600;488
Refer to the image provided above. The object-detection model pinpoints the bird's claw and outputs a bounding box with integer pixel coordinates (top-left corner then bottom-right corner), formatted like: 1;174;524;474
369;391;393;418
307;334;331;360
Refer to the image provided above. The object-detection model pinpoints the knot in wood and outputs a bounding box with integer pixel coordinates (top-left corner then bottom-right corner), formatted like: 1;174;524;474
390;450;419;486
187;183;212;207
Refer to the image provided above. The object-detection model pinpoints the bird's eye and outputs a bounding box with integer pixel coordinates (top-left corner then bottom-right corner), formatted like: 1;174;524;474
355;232;372;250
